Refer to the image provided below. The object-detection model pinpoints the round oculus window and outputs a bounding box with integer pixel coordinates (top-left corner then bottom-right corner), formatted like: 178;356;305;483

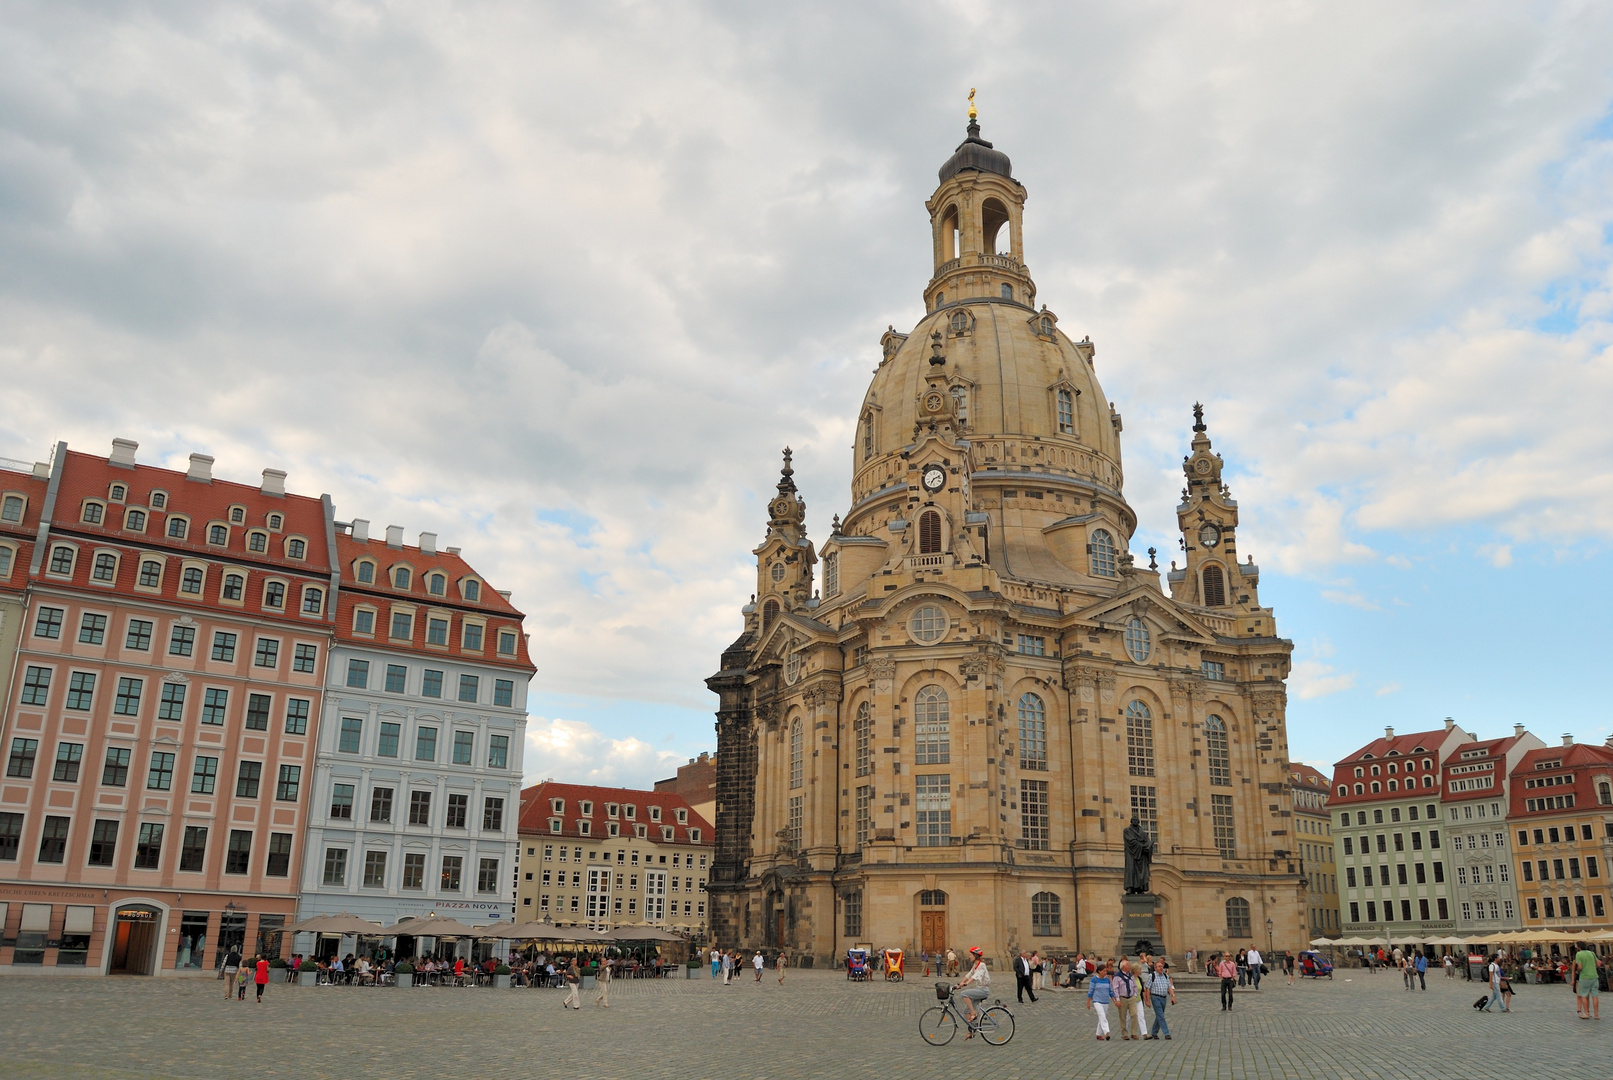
770;564;786;582
909;604;948;643
1124;617;1151;663
785;647;802;685
1198;523;1221;548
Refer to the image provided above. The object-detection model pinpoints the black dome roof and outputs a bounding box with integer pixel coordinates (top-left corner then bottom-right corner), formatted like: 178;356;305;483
938;120;1013;184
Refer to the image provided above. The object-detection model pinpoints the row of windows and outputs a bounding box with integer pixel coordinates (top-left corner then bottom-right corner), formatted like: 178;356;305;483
1520;856;1600;882
349;607;517;656
351;559;482;602
1345;862;1446;887
333;716;511;768
37;546;326;612
1349;898;1450;923
321;848;501;894
78;501;310;559
541;800;682;825
1527;894;1607;920
343;659;515;708
1519;822;1613;845
1341;830;1444;856
6;739;302;799
1340;804;1440;826
85;487;275;525
327;784;507;831
1341;775;1437;796
530;868;704;891
531;893;702;920
15;667;313;733
541;817;698;843
0;812;291;875
32;610;319;672
527;843;704;869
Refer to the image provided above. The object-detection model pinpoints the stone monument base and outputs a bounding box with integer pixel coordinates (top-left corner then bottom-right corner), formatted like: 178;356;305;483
1119;893;1160;957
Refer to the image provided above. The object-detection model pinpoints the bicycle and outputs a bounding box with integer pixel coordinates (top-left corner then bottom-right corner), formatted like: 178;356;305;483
920;983;1015;1045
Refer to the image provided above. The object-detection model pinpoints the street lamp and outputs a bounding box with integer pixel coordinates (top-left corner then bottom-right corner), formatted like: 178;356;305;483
1266;918;1274;955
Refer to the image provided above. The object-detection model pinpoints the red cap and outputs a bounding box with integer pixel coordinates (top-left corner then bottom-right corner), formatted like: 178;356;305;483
969;946;984;956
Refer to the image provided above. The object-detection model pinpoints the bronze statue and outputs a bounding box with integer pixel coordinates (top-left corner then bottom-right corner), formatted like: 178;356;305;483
1123;813;1154;894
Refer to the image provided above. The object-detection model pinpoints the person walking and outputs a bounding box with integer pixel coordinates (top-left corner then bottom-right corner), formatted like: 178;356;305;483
1483;955;1507;1013
945;947;958;978
752;950;765;982
1216;952;1238;1011
253;955;270;1003
222;947;243;1001
1284;950;1296;985
1236;948;1248;987
710;947;720;978
1444;953;1455;978
594;957;612;1008
1112;959;1142;1039
776;951;787;985
1185;948;1197;974
720;950;731;985
1143;959;1176;1040
1246;946;1263;990
1414;951;1427;991
562;959;582;1010
1574;942;1600;1020
1086;962;1114;1040
1030;950;1044;992
1014;950;1038;1004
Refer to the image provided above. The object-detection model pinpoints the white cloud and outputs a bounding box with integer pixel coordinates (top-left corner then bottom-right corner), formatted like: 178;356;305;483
1290;660;1358;701
1478;543;1514;568
1375;682;1402;697
1320;588;1381;611
523;716;685;791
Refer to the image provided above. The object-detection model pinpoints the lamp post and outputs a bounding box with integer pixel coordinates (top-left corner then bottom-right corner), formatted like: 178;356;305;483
1266;918;1274;956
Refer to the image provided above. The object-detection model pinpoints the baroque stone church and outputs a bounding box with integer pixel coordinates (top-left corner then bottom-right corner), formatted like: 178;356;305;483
708;113;1303;965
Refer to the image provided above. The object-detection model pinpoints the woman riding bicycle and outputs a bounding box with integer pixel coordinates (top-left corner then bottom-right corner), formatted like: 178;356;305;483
955;946;990;1026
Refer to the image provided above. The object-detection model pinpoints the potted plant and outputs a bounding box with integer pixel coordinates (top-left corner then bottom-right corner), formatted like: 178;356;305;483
686;959;700;980
394;961;416;988
493;964;512;990
297;962;320;987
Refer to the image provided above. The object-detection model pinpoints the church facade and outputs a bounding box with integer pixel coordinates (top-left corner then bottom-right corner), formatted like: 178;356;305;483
708;116;1303;966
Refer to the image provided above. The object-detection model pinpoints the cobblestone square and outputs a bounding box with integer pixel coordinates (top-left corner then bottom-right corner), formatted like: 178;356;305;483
1;964;1606;1080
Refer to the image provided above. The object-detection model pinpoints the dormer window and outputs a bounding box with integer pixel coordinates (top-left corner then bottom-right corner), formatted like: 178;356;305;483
393;567;411;589
168;517;188;539
675;809;687;824
353;608;375;635
149;491;167;510
208;524;228;545
578;821;591;836
180;566;204;593
109;484;126;502
428;573;446;596
355;561;374;584
302;587;323;615
551;799;564;813
124;509;147;532
229;506;246;524
1;495;24;522
498;631;518;656
690;828;701;843
625;805;636;819
580;801;592;816
267;513;283;531
92;552;118;582
607;803;619;818
263;581;286;609
549;818;561;833
650;806;661;822
463;579;481;602
1056;388;1074;434
81;501;104;525
247;531;269;553
286;538;306;559
222;573;244;601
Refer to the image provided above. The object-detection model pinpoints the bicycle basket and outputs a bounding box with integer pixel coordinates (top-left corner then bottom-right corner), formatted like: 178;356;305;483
935;982;951;1000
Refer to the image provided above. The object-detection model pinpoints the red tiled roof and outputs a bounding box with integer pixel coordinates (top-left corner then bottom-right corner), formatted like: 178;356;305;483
1329;727;1457;806
518;782;713;847
332;533;533;672
1440;736;1521;804
1507;742;1613;818
1289;762;1330;791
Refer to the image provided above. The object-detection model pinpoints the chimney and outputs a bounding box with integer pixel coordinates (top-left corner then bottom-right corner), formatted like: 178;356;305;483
187;454;213;482
1562;734;1574;747
385;525;404;549
109;438;138;468
1514;724;1525;739
260;469;286;497
1384;726;1394;740
31;461;48;478
1444;717;1455;731
497;589;512;600
349;518;370;543
418;532;437;556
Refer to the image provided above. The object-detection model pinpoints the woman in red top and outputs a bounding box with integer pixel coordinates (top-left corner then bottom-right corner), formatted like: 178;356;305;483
254;956;270;1002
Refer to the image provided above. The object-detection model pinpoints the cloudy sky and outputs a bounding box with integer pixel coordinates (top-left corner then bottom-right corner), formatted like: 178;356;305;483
3;3;1611;785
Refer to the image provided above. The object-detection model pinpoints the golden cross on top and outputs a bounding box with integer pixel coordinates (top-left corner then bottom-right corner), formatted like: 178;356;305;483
968;88;977;120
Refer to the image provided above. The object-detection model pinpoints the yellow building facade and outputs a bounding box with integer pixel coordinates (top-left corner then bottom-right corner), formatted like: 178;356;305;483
708;115;1304;967
1289;763;1339;937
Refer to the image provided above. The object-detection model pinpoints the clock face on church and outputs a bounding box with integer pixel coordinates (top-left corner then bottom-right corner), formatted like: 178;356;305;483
921;464;946;492
1198;523;1221;548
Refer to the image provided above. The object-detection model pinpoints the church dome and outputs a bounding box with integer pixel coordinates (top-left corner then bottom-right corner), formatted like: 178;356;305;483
938;120;1014;183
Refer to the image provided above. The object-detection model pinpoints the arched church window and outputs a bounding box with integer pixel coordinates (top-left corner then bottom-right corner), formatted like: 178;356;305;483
1206;715;1231;787
1123;618;1151;663
914;685;949;765
763;599;779;630
823;553;839;598
1031;892;1061;936
1018;693;1047;771
950;386;968;426
862;414;874;461
982;197;1009;254
1089;529;1117;577
918;511;942;555
1001;283;1013;300
1057;389;1074;434
1039;315;1054;336
854;702;872;777
1202;563;1227;607
1125;701;1154;777
789;718;803;789
1225;896;1251;938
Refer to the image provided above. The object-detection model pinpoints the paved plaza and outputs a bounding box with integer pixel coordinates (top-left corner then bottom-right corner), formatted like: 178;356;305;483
1;964;1606;1079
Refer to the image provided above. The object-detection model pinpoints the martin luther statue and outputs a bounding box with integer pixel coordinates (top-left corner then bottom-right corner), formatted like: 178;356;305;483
1123;813;1154;895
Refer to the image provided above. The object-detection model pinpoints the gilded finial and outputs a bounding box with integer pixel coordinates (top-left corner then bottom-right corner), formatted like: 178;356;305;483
968;87;977;121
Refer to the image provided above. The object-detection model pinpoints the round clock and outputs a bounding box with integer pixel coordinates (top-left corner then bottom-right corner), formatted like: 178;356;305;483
921;465;946;493
1194;458;1211;475
924;392;945;414
1198;523;1221;548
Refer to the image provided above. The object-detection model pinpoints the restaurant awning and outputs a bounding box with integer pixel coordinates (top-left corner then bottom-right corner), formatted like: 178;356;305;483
501;921;611;943
605;925;686;943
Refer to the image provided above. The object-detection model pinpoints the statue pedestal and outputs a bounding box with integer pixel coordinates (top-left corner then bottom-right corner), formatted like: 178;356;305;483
1119;894;1160;956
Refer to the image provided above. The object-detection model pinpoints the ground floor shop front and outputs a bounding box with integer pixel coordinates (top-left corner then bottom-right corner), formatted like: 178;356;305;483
0;883;295;976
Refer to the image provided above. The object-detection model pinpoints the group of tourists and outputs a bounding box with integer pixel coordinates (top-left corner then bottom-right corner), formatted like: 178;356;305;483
1082;955;1178;1040
707;947;787;985
218;948;271;1003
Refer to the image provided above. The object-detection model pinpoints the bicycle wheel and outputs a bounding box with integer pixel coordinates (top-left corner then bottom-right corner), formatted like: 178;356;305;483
919;1006;958;1045
977;1005;1015;1045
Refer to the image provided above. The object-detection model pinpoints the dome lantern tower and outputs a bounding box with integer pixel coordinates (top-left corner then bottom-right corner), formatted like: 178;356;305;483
925;101;1036;313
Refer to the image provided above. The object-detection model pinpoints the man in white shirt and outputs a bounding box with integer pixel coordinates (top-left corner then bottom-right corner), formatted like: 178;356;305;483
753;951;765;981
1245;947;1263;990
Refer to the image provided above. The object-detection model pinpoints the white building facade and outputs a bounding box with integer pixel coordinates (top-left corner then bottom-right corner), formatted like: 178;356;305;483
295;524;532;945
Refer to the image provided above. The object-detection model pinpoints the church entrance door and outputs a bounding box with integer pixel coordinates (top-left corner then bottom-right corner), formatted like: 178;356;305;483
920;912;946;955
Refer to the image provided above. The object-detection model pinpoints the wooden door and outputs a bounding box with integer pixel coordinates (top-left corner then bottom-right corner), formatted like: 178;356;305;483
921;912;946;955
